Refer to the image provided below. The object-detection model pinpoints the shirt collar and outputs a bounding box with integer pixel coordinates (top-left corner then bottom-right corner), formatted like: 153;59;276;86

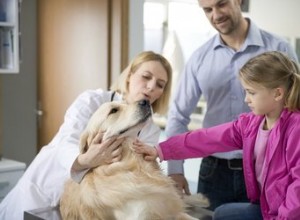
212;18;264;50
243;18;264;47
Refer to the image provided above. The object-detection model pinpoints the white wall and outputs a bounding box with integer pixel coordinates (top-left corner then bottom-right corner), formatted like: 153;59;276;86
247;0;300;50
129;0;144;60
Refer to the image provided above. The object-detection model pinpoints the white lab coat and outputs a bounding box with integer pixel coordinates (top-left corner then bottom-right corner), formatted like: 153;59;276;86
0;89;161;220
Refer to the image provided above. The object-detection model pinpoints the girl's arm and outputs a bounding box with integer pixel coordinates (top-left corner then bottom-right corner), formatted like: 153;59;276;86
134;120;244;161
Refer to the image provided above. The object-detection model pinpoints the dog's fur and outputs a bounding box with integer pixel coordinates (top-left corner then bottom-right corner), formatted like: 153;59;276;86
60;100;208;220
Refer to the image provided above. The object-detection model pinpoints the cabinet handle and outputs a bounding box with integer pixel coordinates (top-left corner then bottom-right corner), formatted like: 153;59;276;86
18;0;22;64
36;109;43;116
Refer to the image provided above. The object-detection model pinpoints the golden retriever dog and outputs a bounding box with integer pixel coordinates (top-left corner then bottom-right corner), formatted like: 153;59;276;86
60;100;208;220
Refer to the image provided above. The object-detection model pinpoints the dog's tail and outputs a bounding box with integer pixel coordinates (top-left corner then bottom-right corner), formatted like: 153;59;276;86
183;194;213;219
183;193;210;208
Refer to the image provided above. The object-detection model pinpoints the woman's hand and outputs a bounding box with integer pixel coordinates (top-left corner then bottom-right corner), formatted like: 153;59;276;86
133;139;158;161
73;132;125;171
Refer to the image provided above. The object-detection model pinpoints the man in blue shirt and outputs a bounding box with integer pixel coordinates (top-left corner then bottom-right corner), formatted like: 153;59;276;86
166;0;298;211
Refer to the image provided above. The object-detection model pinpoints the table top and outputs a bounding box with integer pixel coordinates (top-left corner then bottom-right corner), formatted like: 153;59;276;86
24;205;213;220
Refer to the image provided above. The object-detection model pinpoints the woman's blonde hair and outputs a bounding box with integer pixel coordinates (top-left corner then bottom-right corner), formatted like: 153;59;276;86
239;51;300;111
110;51;172;115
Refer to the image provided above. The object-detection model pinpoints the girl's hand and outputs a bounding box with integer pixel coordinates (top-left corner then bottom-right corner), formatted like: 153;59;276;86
133;139;158;161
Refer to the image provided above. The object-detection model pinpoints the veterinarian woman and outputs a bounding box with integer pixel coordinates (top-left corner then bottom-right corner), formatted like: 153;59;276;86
0;51;172;220
134;51;300;220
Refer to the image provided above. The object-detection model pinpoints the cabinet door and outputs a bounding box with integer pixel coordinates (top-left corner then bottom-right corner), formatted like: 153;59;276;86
0;0;19;73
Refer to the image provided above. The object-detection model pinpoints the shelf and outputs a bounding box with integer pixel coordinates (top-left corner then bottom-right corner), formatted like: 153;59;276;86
0;21;16;27
0;0;20;74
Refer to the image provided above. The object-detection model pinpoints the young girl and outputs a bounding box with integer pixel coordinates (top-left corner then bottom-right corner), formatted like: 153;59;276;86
0;51;172;220
134;51;300;220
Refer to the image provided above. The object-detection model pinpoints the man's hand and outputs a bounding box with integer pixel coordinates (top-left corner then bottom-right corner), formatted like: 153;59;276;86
169;174;191;197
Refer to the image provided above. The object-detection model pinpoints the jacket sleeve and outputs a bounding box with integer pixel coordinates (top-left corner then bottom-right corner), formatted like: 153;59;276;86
159;119;245;161
277;124;300;219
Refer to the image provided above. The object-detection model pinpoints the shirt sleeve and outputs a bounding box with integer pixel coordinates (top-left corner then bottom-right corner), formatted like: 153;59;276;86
71;168;90;183
165;51;203;175
52;89;109;182
278;41;299;63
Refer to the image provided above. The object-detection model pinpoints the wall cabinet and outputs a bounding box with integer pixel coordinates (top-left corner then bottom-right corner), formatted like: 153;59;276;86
0;0;20;73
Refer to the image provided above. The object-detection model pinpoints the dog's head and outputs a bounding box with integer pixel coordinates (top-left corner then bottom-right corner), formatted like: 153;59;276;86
80;99;152;153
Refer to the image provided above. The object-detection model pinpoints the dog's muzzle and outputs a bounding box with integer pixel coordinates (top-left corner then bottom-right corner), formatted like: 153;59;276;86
138;99;152;121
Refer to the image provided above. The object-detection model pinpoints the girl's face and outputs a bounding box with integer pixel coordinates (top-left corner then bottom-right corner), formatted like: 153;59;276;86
241;80;284;117
126;61;168;104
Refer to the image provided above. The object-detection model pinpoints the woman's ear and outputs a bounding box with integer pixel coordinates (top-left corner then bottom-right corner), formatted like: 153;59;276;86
274;87;285;101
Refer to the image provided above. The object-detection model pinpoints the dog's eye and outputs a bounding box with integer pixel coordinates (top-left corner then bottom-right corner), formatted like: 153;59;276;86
109;108;119;115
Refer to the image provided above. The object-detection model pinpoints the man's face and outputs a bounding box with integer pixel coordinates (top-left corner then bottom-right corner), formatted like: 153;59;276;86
199;0;243;35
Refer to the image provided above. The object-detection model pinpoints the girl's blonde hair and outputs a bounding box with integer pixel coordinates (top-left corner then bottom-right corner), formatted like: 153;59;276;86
239;51;300;111
110;51;172;115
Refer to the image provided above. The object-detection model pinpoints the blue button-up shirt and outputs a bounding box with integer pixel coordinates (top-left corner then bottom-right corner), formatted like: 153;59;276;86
166;19;298;175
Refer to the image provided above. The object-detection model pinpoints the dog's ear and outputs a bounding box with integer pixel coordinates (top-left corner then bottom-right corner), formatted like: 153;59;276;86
103;129;114;141
79;131;97;153
79;131;89;153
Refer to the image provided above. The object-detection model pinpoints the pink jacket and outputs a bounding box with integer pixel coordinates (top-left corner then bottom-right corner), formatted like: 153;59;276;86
159;109;300;219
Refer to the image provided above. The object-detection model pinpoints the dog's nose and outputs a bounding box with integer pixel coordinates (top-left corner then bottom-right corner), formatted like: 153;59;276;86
138;99;150;108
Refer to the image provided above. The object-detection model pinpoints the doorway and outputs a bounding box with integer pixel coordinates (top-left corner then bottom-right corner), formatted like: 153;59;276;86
37;0;128;150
